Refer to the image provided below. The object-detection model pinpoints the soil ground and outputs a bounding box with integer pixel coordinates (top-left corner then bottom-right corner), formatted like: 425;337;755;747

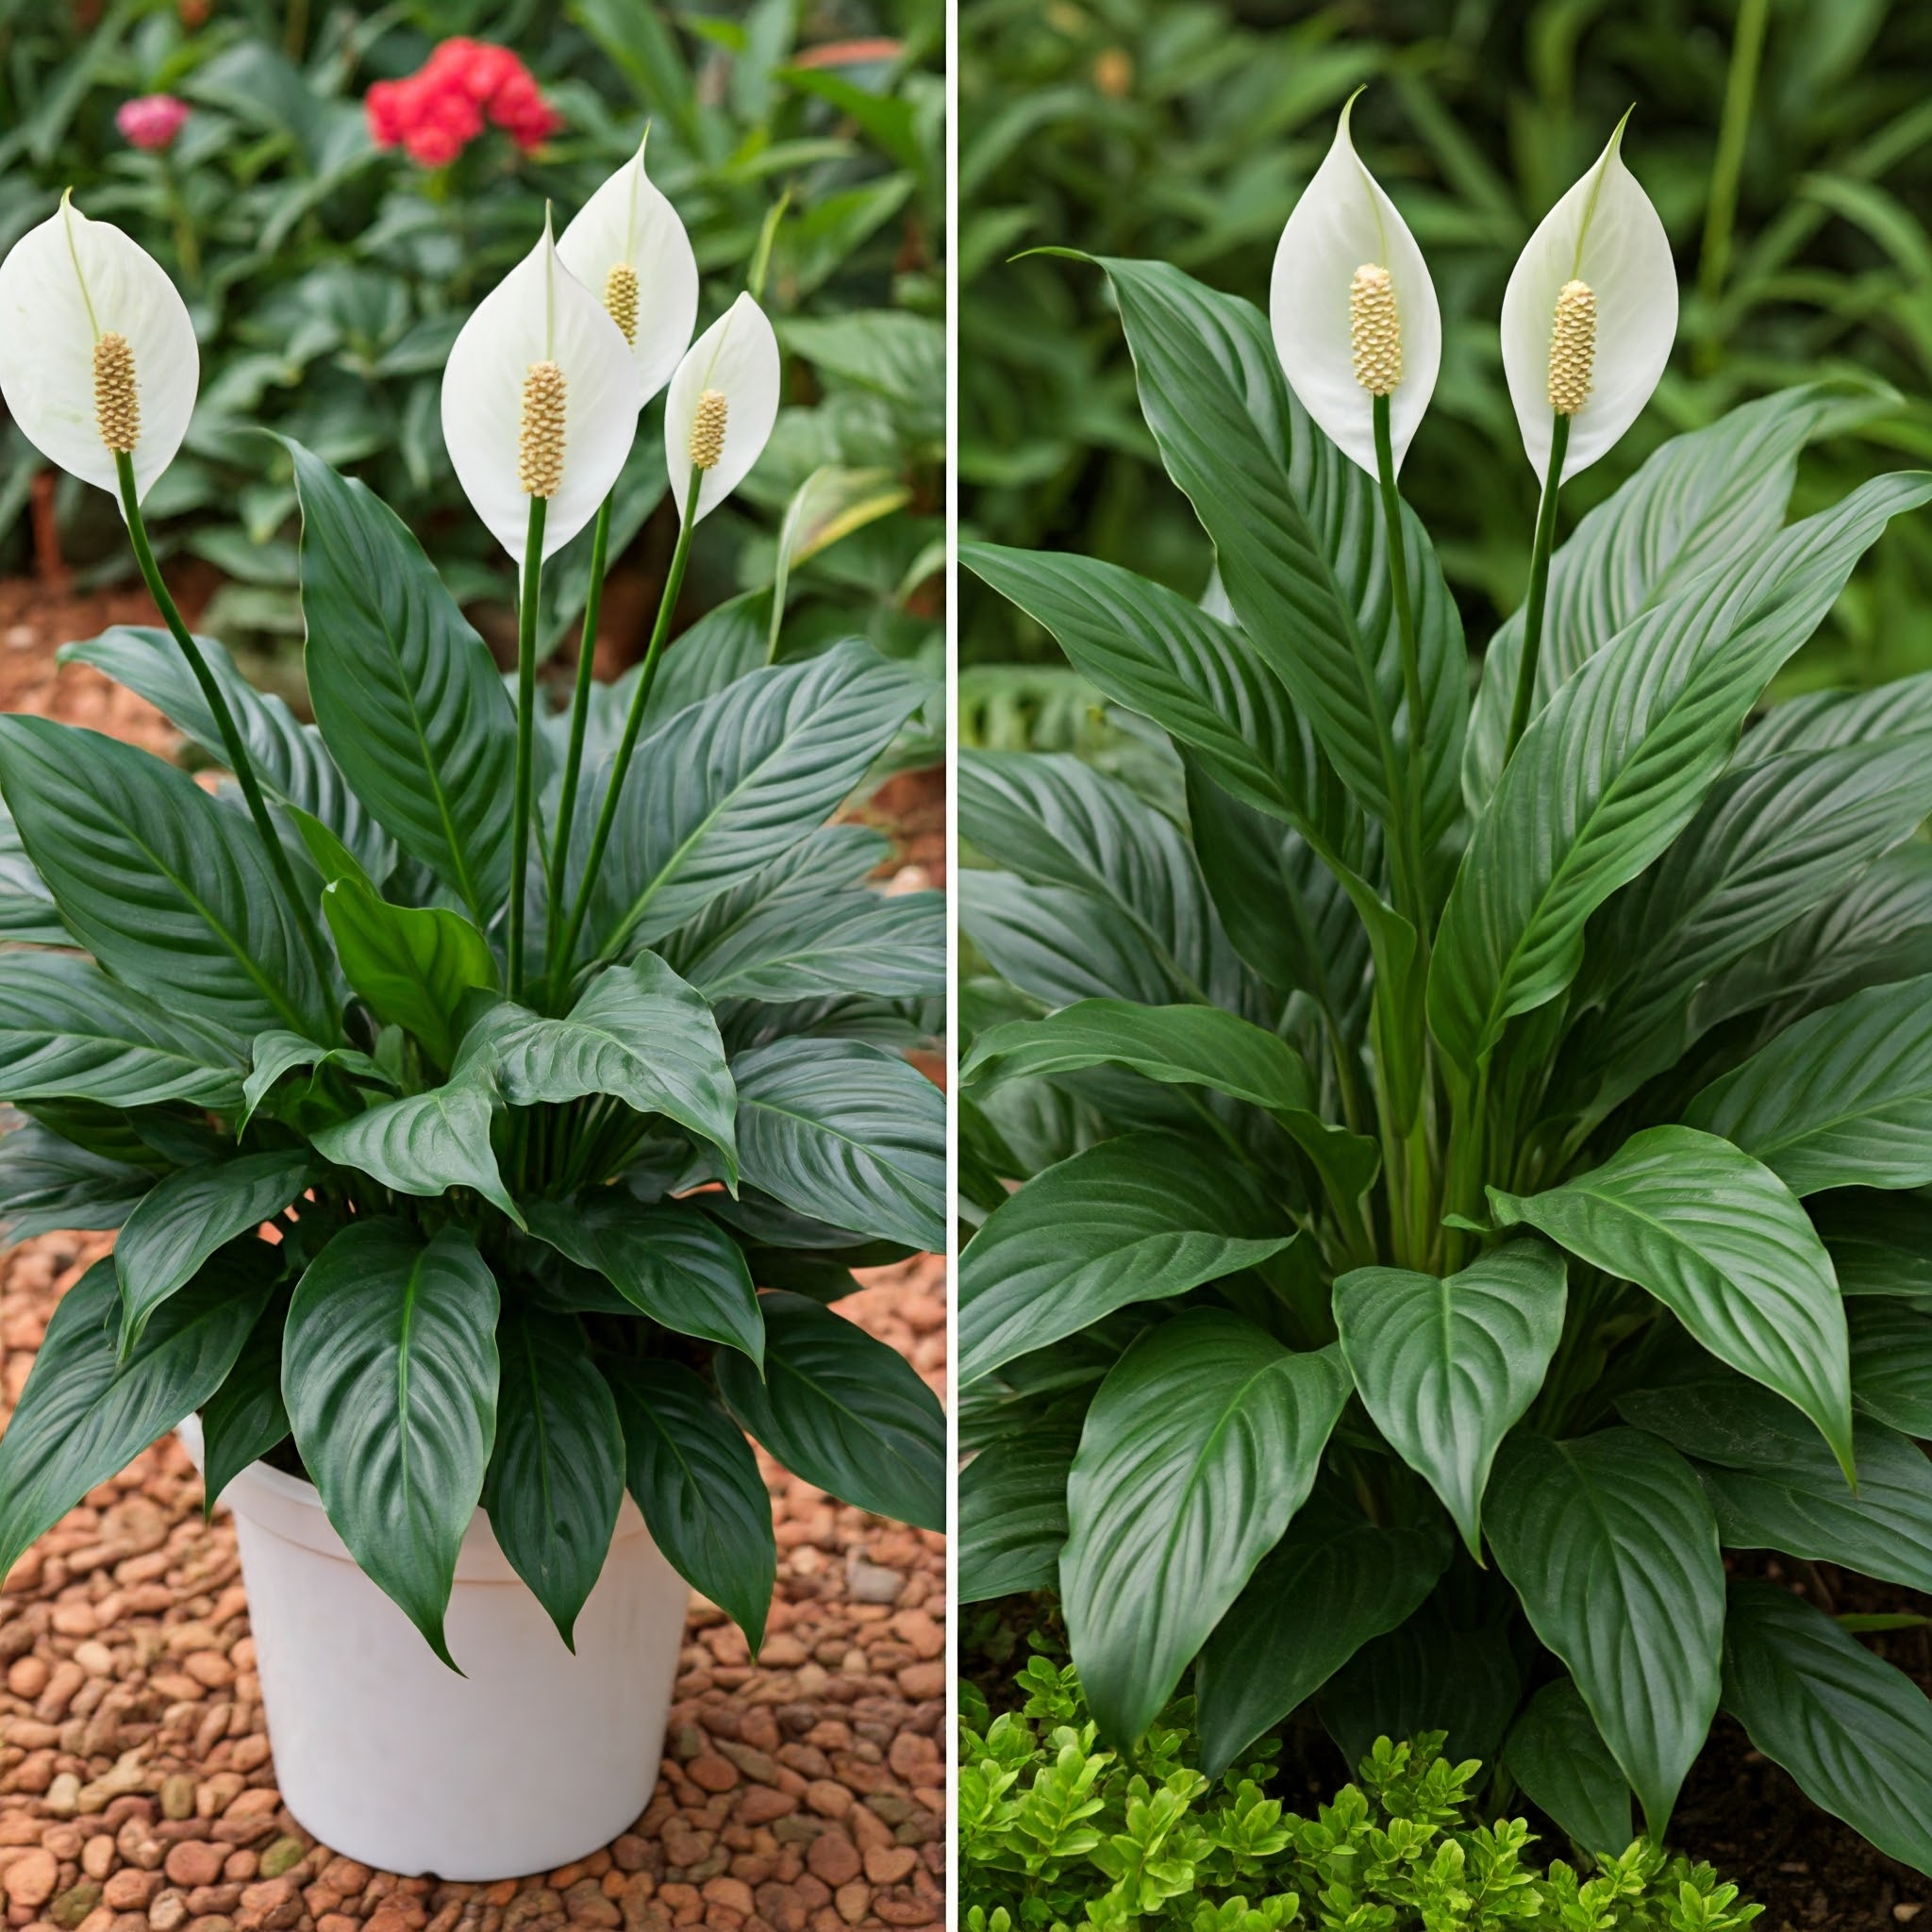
0;581;950;1932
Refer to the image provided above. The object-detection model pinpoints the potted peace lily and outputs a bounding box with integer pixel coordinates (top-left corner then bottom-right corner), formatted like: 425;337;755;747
959;97;1932;1877
0;147;944;1881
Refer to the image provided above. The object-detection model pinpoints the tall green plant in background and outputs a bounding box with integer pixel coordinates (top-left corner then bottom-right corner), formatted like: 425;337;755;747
958;95;1932;1878
959;0;1932;690
0;0;942;694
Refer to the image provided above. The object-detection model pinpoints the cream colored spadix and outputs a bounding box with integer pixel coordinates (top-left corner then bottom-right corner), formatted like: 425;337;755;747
662;292;780;523
556;135;698;410
441;212;636;570
0;192;197;507
1270;94;1441;476
1502;116;1677;482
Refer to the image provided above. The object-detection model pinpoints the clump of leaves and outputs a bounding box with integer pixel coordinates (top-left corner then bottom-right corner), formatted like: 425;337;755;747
960;1657;1761;1932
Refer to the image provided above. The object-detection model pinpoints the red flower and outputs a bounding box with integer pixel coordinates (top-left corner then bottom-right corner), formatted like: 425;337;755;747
362;38;557;167
116;94;190;152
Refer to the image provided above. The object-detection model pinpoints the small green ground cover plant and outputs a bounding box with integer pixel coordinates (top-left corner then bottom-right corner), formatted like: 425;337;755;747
958;98;1932;1875
961;1657;1761;1932
0;145;943;1664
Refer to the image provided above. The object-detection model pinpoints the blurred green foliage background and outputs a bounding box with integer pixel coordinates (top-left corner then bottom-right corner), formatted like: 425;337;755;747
959;0;1932;712
0;0;942;698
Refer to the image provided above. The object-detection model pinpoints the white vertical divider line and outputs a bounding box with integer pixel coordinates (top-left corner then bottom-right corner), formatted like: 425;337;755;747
942;0;960;1918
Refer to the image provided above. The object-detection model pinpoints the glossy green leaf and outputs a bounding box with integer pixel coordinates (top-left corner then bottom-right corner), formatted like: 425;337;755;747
1742;667;1932;764
1430;474;1932;1074
459;954;737;1177
241;1030;393;1130
0;1123;151;1242
958;1422;1079;1605
607;1357;775;1654
1489;1125;1854;1475
1487;1428;1725;1836
963;999;1378;1207
0;952;244;1111
715;1291;943;1531
1812;1191;1932;1300
1467;385;1869;797
198;1299;290;1510
1621;1376;1932;1593
0;1248;273;1580
1849;1300;1932;1436
1687;973;1932;1195
284;1220;500;1664
1333;1241;1568;1557
960;750;1257;1012
310;1071;520;1225
1567;738;1932;1116
675;886;943;1004
289;438;514;922
1723;1581;1932;1877
1061;1310;1351;1743
580;639;925;959
729;1038;942;1253
525;1195;763;1364
484;1304;625;1648
1321;1612;1522;1777
959;870;1179;1008
115;1149;313;1354
1195;1502;1449;1779
61;624;395;882
959;1131;1295;1386
1089;256;1466;862
0;714;332;1041
321;877;497;1070
1502;1677;1635;1857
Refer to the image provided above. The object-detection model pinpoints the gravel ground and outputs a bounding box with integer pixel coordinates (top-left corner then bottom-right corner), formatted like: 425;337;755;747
0;1238;949;1932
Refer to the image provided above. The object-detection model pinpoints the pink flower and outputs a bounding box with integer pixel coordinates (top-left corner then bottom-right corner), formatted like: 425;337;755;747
116;94;190;153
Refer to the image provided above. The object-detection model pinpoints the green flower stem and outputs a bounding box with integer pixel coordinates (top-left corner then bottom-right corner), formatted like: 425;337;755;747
508;495;548;1003
1371;392;1429;925
1696;0;1771;354
1505;412;1571;763
551;462;703;985
114;451;337;1008
548;492;613;891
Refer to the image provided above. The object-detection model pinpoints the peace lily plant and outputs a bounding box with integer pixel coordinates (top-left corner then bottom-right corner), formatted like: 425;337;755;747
0;158;944;1670
961;98;1932;1878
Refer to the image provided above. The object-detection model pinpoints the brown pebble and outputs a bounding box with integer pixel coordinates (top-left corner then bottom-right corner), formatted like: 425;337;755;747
3;1849;58;1908
805;1835;859;1889
148;1891;190;1932
102;1872;162;1912
802;1783;849;1822
7;1656;49;1699
165;1844;226;1890
686;1756;738;1794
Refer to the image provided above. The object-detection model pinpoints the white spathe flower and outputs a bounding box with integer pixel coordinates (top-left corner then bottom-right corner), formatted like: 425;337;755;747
0;192;198;507
556;134;699;410
661;292;780;525
441;211;638;570
1501;115;1677;483
1270;92;1441;477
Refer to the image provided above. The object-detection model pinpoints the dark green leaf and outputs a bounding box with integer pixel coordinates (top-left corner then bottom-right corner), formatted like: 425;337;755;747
1195;1502;1448;1779
1723;1581;1932;1876
958;1423;1079;1605
525;1195;763;1364
485;1304;625;1648
1321;1611;1521;1776
1503;1678;1635;1857
959;1131;1295;1386
284;1220;499;1664
0;1124;152;1241
1849;1301;1932;1436
289;439;514;921
1061;1310;1350;1742
608;1357;775;1654
1487;1428;1724;1835
198;1298;290;1510
241;1030;393;1129
0;715;332;1041
715;1291;943;1532
0;1248;273;1580
1490;1125;1853;1475
730;1038;942;1253
309;1069;520;1224
115;1150;313;1354
1333;1241;1567;1557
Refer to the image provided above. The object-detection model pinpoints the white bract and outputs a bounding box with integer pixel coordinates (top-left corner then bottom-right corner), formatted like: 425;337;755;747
0;192;198;507
556;135;699;410
1502;115;1677;482
662;292;781;524
441;213;637;569
1270;93;1441;477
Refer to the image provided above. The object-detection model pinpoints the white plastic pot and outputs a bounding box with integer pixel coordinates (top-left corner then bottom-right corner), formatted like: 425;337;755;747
177;1416;689;1880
